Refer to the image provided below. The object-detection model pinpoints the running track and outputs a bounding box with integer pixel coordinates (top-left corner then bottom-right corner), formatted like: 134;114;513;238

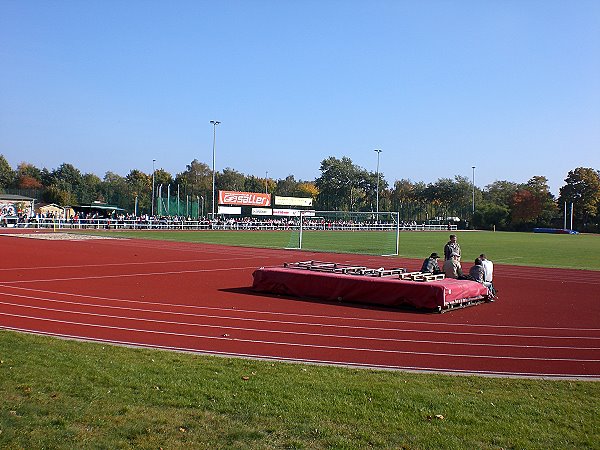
0;232;598;380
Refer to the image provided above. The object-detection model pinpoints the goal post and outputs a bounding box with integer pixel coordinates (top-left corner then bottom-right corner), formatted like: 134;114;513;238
287;210;400;256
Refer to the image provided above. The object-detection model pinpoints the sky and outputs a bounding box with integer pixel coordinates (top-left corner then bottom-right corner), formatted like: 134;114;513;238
1;0;599;196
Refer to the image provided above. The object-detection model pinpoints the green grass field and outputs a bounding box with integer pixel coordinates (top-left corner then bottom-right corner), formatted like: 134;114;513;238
1;331;598;449
82;229;600;270
2;230;599;448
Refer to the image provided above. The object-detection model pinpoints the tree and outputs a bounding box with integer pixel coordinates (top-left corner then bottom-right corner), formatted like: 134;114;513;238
510;176;556;229
297;182;318;201
276;175;301;196
175;159;212;197
483;180;521;208
244;175;265;193
16;162;43;190
218;168;246;192
315;156;364;211
43;185;77;206
559;167;600;231
0;155;15;189
101;172;129;210
79;173;103;204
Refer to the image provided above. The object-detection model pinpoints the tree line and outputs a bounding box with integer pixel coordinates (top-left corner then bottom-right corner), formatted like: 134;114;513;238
1;154;598;232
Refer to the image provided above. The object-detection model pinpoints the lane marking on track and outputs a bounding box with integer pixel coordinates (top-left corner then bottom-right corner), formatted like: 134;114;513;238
1;313;599;363
0;266;259;284
0;256;270;272
8;325;600;379
1;284;599;333
2;298;598;350
3;325;597;380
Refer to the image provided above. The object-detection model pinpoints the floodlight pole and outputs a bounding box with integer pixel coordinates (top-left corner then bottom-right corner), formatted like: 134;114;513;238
471;166;476;216
210;120;221;219
151;159;156;217
265;171;268;193
374;149;382;214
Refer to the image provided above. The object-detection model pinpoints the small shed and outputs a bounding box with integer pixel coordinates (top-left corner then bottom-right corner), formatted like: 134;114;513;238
0;194;35;217
37;203;75;219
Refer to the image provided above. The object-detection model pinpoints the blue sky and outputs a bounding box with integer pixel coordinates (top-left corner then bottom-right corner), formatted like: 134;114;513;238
1;0;599;195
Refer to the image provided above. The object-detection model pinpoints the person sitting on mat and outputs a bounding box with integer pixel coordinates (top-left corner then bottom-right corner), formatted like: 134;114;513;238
469;257;496;299
443;253;464;279
421;252;443;275
479;253;497;296
469;258;485;283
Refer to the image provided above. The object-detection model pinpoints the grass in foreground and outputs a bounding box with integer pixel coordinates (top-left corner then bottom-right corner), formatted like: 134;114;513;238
80;229;600;270
1;331;598;449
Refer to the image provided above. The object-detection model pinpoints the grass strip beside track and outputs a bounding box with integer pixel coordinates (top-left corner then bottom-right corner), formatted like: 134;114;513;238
1;330;598;449
78;229;600;271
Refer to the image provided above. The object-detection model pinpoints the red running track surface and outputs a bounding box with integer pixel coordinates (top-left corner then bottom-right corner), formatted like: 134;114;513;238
0;232;598;380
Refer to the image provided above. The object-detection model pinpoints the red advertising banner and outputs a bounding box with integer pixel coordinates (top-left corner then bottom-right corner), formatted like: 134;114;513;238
219;190;271;207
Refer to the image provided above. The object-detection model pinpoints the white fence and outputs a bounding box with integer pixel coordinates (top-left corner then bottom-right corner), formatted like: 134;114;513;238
6;217;457;232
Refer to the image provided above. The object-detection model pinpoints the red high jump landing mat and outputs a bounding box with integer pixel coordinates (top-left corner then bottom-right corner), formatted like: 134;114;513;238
252;261;490;312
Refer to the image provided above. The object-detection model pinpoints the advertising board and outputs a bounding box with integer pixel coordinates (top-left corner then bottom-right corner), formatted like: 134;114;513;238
274;196;313;207
218;206;242;215
252;208;273;216
272;209;316;217
219;191;271;207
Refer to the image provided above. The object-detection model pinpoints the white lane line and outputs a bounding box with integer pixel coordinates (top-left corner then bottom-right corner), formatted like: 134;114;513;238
1;313;598;363
2;299;598;351
1;284;599;333
3;325;597;379
1;293;599;343
0;266;258;284
0;256;269;272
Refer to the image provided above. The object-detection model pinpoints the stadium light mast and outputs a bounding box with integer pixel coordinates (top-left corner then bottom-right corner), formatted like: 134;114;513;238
151;159;156;217
210;120;221;219
374;149;382;214
472;166;476;216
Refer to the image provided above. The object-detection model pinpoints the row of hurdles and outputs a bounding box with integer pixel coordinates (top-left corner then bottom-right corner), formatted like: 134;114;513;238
282;260;445;282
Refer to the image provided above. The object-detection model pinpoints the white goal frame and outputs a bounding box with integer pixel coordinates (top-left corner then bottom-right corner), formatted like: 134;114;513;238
294;210;400;256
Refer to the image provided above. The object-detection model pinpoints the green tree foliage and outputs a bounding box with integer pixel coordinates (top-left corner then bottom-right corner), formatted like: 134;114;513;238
244;175;266;193
0;153;596;232
102;172;129;210
175;159;212;198
124;170;150;213
315;156;369;211
16;162;43;190
218;167;246;192
559;167;600;232
510;176;557;229
0;155;15;189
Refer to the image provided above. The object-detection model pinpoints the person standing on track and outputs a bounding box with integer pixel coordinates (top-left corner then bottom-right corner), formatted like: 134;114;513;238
444;234;461;262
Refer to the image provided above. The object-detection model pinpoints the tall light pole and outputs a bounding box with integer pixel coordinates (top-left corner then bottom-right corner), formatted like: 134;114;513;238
210;120;221;219
265;171;268;193
374;149;382;214
151;159;156;217
471;166;476;216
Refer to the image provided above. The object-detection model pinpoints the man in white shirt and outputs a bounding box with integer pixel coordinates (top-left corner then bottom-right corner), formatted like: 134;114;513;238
479;253;496;296
479;254;494;282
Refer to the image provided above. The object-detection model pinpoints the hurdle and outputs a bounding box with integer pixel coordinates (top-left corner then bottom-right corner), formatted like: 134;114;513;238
283;260;406;277
400;272;445;282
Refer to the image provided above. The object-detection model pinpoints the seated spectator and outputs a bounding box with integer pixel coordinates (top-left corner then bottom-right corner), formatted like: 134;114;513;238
421;252;442;274
469;258;485;283
479;253;497;296
470;257;496;299
443;253;463;279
